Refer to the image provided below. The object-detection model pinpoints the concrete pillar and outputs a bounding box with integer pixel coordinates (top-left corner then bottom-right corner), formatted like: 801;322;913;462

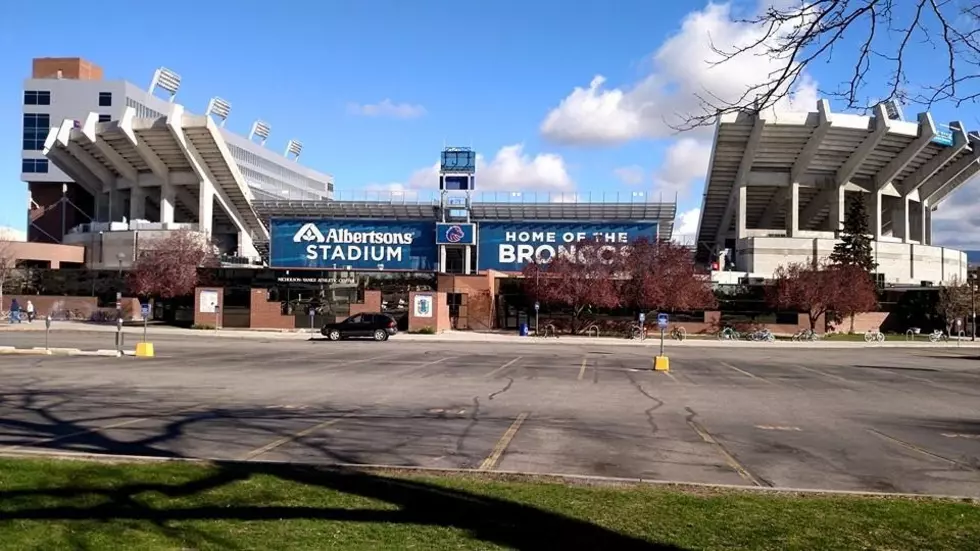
160;183;175;225
107;185;124;222
924;207;933;245
785;182;799;237
198;182;214;235
736;185;748;239
892;197;910;242
865;191;883;240
129;186;146;221
439;245;447;273
828;186;845;234
464;246;472;274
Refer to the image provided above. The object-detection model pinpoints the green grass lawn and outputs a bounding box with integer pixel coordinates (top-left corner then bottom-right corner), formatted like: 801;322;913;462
1;457;979;550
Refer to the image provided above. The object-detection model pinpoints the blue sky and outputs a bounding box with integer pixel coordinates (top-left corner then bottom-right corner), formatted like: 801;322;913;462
0;0;973;243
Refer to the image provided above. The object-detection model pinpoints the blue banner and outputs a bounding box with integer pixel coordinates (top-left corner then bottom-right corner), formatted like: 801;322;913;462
270;219;437;270
435;223;476;245
477;221;659;271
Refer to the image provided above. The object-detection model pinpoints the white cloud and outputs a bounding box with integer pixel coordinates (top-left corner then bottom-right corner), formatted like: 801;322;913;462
0;226;26;242
347;99;427;119
672;207;700;245
540;2;820;145
652;138;713;198
613;165;645;186
930;176;980;249
371;144;575;195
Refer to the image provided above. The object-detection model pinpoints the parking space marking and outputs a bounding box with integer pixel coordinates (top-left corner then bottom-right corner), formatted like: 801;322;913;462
577;358;588;381
719;361;774;384
390;356;454;376
1;404;203;452
478;412;529;471
755;425;802;431
687;417;766;487
792;364;851;384
868;428;976;470
240;411;359;461
943;433;980;440
484;357;523;378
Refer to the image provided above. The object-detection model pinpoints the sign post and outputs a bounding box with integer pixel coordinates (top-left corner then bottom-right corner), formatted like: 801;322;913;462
141;303;150;343
534;301;540;335
135;303;155;358
638;312;646;341
309;307;316;337
44;315;51;351
654;313;669;372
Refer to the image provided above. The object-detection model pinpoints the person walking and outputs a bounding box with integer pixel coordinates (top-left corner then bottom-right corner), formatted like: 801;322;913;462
25;300;35;323
9;299;21;324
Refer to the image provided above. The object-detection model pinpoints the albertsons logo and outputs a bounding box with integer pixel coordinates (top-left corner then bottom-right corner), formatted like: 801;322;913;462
445;225;465;243
293;223;325;243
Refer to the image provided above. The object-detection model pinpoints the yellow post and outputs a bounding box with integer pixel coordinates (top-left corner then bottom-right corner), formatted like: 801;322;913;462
654;355;670;372
135;342;155;358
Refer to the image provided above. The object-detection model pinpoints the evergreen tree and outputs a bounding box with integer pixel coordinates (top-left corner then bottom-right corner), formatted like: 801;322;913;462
830;195;877;272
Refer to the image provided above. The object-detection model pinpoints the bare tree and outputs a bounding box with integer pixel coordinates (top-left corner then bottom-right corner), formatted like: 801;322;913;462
937;277;973;334
682;0;980;129
0;241;19;310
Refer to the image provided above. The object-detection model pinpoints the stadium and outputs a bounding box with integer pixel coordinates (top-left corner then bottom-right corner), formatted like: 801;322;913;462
17;57;980;331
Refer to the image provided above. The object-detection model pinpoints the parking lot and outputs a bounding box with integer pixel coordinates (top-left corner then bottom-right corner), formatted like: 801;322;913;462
0;331;978;496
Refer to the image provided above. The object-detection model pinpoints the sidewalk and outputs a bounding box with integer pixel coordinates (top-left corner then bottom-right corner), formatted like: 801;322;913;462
2;321;978;348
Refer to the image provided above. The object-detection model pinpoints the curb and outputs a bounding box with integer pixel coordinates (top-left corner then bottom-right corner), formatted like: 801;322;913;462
0;447;975;503
0;346;125;357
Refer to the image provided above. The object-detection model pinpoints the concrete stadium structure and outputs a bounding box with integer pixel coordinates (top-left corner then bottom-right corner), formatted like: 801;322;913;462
696;99;980;285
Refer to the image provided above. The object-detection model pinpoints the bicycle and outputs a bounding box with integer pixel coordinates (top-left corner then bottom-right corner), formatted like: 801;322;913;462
627;323;645;340
537;323;558;338
747;328;775;342
928;329;948;343
717;327;740;341
792;328;819;341
864;329;885;343
669;326;687;341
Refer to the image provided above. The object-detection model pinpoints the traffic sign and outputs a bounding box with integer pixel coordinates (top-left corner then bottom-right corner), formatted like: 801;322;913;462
140;303;150;317
534;301;540;312
657;313;669;328
638;312;646;323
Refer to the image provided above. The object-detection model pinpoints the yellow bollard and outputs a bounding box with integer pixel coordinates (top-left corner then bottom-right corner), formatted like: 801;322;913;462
654;355;670;372
135;342;155;358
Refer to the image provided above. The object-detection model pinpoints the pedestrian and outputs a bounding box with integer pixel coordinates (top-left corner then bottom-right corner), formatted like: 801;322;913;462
25;300;35;323
9;298;21;324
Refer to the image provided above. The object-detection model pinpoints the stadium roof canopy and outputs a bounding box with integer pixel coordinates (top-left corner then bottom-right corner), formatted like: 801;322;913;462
695;99;980;263
43;105;269;245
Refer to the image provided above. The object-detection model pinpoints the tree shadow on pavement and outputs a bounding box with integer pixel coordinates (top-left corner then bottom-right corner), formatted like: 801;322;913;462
0;461;686;550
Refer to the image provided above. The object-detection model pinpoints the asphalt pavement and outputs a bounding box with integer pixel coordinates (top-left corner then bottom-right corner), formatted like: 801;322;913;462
0;332;978;496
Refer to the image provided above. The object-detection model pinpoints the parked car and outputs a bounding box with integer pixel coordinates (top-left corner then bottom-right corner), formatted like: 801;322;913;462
320;313;397;341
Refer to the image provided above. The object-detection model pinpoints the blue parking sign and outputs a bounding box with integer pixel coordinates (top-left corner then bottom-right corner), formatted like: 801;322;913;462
657;313;668;328
141;304;150;317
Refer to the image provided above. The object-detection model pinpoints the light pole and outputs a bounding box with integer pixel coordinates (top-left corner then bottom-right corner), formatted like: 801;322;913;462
971;272;977;342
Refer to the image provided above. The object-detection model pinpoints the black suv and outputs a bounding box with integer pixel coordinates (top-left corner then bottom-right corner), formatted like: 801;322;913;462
320;313;398;341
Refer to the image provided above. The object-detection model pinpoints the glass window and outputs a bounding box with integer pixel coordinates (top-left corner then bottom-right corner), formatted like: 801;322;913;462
22;113;51;151
98;92;112;107
98;114;111;123
22;159;48;173
23;90;51;105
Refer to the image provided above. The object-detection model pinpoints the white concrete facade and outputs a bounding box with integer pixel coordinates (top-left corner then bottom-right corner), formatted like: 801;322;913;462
695;99;980;285
23;73;333;225
43;104;270;259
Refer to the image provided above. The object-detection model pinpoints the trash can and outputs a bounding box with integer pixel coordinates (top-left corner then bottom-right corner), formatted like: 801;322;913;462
519;323;529;336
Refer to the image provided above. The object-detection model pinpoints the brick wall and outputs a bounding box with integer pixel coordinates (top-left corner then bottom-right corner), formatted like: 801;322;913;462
2;295;98;319
32;57;103;80
349;290;382;319
193;287;223;327
437;273;496;330
249;289;295;330
408;292;450;333
828;312;889;334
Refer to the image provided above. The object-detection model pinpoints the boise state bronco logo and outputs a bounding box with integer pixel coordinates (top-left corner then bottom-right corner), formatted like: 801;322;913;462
445;225;465;243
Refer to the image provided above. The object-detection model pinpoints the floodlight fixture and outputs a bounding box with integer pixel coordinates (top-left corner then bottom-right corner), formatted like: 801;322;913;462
249;120;271;144
149;67;181;101
205;97;232;126
285;139;303;160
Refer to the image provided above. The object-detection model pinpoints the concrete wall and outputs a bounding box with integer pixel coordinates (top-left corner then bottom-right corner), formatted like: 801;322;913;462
437;273;496;330
737;237;967;284
2;240;85;268
63;227;201;269
193;287;223;328
408;291;450;333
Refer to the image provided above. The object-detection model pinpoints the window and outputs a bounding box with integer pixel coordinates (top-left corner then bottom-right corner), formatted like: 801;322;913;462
98;92;112;107
21;159;49;173
22;113;51;151
98;114;111;123
24;90;51;105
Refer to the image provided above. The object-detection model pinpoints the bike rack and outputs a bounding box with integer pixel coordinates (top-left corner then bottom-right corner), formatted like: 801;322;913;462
906;329;915;342
585;325;600;338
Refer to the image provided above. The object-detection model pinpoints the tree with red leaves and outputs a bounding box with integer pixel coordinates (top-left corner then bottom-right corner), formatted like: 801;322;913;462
618;238;717;313
128;230;218;299
522;240;621;333
768;261;877;332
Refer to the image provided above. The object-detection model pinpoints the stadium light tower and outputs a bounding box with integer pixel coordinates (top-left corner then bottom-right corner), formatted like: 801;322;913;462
205;97;232;127
148;67;181;101
249;120;271;145
285;139;303;160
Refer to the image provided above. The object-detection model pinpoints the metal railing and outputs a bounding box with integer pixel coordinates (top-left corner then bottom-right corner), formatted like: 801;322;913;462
262;189;679;205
